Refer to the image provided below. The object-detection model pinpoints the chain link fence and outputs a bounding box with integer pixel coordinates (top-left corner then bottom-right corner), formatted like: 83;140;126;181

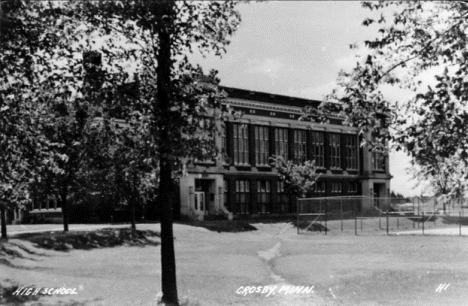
297;196;468;236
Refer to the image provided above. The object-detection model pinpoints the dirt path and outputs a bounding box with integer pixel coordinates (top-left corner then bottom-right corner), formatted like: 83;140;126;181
253;223;338;306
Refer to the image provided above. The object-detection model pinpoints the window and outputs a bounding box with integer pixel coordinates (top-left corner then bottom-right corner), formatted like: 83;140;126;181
221;124;228;162
345;135;358;170
348;182;358;195
255;126;269;166
293;130;307;163
257;181;271;214
312;181;326;197
372;151;386;171
235;180;250;214
329;133;341;169
277;181;290;213
233;124;249;165
275;128;288;161
331;182;342;195
311;131;325;168
224;180;229;210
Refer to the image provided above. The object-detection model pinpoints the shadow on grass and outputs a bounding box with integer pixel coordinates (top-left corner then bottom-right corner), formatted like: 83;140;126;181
7;241;49;257
178;220;257;233
30;298;102;306
0;257;50;271
0;241;52;270
14;228;160;252
293;220;328;232
406;215;437;223
441;215;468;225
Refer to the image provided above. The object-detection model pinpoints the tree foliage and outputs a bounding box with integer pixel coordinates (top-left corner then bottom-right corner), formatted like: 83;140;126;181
96;117;159;229
320;1;468;197
77;1;242;305
270;156;319;198
0;0;73;237
78;0;241;163
409;156;467;197
0;0;134;232
2;0;241;303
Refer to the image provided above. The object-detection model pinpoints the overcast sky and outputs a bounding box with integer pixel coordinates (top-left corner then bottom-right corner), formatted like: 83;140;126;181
189;1;431;197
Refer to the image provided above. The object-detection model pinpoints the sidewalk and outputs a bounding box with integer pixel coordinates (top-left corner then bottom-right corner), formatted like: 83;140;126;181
395;226;466;236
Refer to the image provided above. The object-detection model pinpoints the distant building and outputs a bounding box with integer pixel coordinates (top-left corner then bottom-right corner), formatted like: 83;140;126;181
179;86;391;220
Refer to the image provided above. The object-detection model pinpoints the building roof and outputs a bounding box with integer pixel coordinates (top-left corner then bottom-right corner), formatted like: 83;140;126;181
220;86;322;109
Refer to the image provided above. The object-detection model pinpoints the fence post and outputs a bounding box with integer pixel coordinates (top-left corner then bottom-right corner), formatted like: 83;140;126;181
422;211;425;235
379;209;382;230
340;198;343;232
297;200;299;235
417;202;420;228
325;204;327;236
355;211;357;236
460;211;462;236
397;216;399;229
386;210;389;235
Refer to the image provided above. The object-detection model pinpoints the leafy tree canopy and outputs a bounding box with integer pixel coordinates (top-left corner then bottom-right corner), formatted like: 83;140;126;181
2;1;242;302
270;156;319;198
319;1;468;197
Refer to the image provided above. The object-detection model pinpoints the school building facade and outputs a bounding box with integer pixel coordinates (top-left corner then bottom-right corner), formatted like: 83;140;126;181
179;86;391;220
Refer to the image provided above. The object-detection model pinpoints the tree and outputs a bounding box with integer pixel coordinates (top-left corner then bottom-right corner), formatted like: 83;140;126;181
0;0;61;239
1;0;240;302
78;1;241;304
1;0;136;233
101;116;159;230
270;156;319;198
40;105;109;231
318;1;468;198
410;156;467;199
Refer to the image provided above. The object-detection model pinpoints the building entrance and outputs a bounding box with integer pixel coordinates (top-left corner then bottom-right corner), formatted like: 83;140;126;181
195;179;216;214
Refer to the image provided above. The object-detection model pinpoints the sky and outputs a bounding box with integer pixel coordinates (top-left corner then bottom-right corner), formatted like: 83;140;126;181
189;1;431;197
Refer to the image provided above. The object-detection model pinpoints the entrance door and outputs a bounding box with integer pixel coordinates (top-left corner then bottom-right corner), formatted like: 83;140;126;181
195;179;215;214
194;192;206;215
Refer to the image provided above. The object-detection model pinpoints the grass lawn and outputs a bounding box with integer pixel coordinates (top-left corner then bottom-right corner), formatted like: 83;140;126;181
279;233;468;306
1;222;468;305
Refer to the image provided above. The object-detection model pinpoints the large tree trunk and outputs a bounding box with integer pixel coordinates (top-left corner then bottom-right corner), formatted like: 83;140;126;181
61;189;69;232
0;205;7;240
130;199;136;231
159;161;177;305
155;1;179;305
130;173;137;230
